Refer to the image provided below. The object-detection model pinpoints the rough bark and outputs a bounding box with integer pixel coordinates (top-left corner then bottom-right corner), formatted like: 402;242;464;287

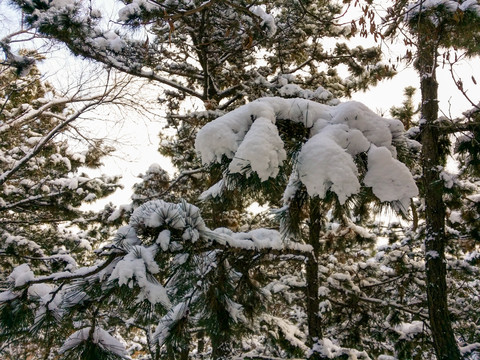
210;261;233;360
416;26;461;360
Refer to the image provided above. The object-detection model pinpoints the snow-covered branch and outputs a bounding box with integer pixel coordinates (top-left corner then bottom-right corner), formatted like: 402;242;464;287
196;97;418;210
10;252;124;291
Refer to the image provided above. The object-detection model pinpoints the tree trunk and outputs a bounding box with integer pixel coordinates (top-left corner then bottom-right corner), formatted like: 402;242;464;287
197;330;205;359
210;261;232;360
211;319;232;360
306;197;327;360
416;27;461;360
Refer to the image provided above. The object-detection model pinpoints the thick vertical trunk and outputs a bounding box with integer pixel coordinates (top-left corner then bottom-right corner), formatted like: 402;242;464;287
306;197;327;360
210;309;232;360
417;28;461;360
197;330;205;358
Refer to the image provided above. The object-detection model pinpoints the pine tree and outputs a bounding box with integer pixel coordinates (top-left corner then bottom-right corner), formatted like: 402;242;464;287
195;96;419;358
352;1;480;357
6;1;480;359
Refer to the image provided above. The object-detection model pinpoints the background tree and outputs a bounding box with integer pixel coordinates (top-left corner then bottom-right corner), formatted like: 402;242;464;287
405;2;480;358
349;0;480;357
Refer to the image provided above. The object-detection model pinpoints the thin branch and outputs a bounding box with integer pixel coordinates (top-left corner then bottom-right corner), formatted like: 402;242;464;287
0;90;119;186
12;252;125;290
448;57;480;112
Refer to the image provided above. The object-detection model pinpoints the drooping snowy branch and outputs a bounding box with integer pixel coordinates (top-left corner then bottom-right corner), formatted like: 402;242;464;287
195;97;418;210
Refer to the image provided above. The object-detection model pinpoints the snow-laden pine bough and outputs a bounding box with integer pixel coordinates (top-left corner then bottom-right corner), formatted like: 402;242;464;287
195;97;419;214
193;96;424;358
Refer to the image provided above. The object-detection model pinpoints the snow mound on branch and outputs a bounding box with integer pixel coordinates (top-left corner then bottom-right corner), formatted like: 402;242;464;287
129;200;206;242
210;227;312;253
250;6;277;37
309;337;371;358
330;101;397;155
405;0;480;21
153;302;188;346
228;117;286;181
298;133;360;204
108;245;171;308
406;0;480;19
196;97;417;206
118;0;160;22
8;263;34;287
195;97;330;165
395;320;425;340
364;145;418;211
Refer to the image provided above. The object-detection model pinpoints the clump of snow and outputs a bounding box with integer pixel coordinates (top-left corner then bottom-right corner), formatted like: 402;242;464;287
108;245;171;308
250;5;277;37
113;225;140;246
210;227;312;253
262;315;308;351
331;101;397;154
363;145;418;211
448;210;462;224
460;343;480;356
277;83;337;103
147;163;163;173
154;302;188;346
228;117;286;181
406;0;480;21
156;229;170;251
8;263;34;287
199;178;225;200
130;200;185;230
440;170;456;188
309;338;371;359
395;321;425;340
0;290;17;302
118;0;160;22
297;133;360;204
465;251;480;262
107;204;133;223
226;297;247;323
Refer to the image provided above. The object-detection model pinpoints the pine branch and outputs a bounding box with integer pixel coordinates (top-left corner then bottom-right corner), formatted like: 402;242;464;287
334;287;429;321
11;252;125;291
0;178;119;212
